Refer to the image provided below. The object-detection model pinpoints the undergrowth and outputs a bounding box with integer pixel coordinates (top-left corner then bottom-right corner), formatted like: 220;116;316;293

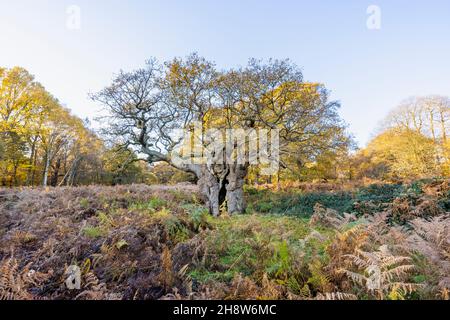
0;180;448;300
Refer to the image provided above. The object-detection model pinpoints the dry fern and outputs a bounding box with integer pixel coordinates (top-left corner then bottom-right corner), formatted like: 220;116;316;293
408;216;449;260
310;204;356;229
327;225;368;278
340;245;418;299
158;246;175;291
315;292;357;300
75;271;108;300
261;273;282;299
226;273;260;300
407;216;450;297
0;256;52;300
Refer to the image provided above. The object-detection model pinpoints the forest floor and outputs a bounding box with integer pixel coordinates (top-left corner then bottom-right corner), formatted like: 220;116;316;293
0;180;449;300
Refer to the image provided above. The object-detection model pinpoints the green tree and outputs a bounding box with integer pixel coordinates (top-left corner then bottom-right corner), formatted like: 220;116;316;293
93;54;351;215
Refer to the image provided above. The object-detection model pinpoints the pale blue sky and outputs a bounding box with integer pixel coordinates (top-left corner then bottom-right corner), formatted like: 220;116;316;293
1;0;449;146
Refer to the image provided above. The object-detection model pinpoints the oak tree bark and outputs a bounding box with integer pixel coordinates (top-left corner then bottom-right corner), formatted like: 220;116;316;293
197;163;248;216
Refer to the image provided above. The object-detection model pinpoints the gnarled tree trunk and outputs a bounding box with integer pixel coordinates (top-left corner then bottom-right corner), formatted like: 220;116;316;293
196;163;248;216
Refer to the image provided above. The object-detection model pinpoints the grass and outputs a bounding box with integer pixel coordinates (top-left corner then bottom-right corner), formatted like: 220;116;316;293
79;197;90;209
129;197;167;212
182;204;212;231
186;181;449;299
82;226;105;238
1;181;448;300
189;214;330;284
187;213;342;299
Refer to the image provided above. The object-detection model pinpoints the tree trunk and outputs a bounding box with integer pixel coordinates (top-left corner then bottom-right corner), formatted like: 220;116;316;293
439;110;447;142
50;158;61;187
26;137;37;186
196;163;247;216
225;164;247;215
198;167;221;216
30;147;38;186
42;153;50;187
11;162;18;187
68;158;81;186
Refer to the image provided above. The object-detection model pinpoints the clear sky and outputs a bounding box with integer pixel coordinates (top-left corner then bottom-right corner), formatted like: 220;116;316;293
1;0;449;146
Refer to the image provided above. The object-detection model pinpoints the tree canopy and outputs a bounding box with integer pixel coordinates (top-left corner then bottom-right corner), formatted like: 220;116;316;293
92;53;352;214
352;96;450;180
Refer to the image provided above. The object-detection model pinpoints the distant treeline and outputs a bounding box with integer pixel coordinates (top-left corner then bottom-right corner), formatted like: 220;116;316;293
0;67;154;187
1;66;449;187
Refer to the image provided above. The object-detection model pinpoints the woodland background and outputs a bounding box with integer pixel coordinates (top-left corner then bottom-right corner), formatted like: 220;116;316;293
1;62;449;300
1;65;449;188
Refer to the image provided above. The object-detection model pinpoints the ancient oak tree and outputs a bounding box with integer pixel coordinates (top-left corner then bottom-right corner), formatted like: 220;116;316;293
92;54;347;215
